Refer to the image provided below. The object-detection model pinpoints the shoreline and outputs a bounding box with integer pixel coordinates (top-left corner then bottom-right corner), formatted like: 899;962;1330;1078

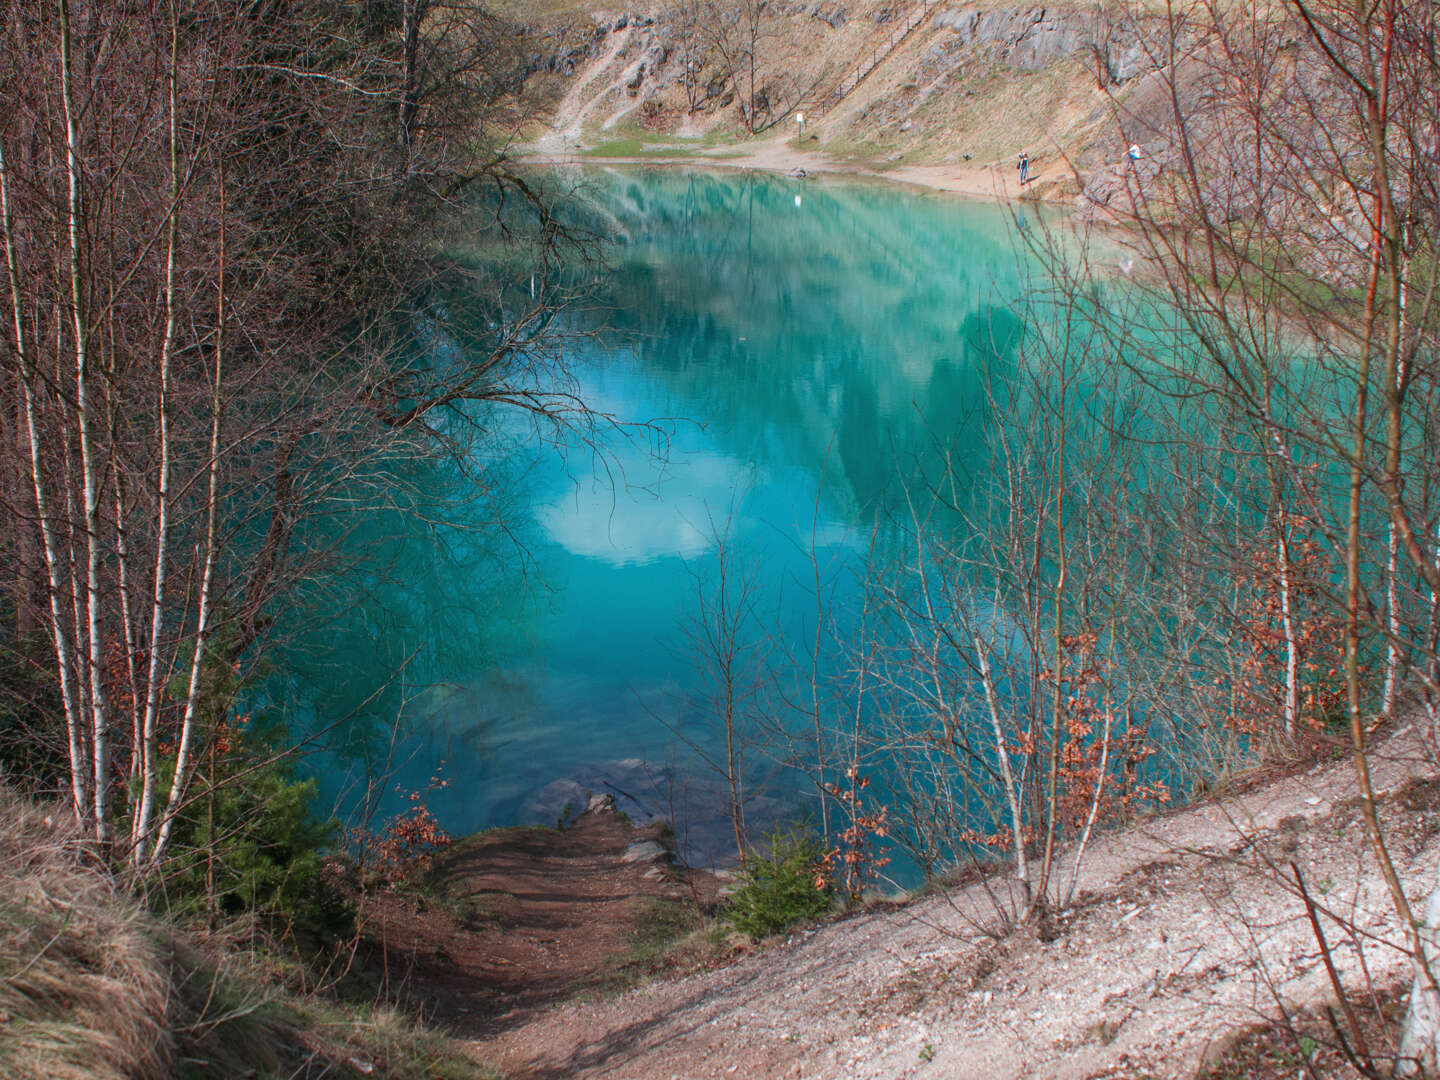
517;134;1080;204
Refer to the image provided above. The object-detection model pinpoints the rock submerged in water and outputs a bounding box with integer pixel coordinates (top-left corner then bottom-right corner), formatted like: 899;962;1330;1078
525;778;589;824
518;758;795;868
519;758;669;826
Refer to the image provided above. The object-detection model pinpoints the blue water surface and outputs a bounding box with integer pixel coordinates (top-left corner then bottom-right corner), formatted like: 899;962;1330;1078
283;168;1047;867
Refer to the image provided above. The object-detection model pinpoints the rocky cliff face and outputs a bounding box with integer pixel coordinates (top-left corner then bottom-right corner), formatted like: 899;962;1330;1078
516;0;1181;189
931;6;1152;82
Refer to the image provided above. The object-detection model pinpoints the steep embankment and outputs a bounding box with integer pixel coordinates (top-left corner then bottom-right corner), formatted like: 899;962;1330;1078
513;0;1181;201
471;724;1440;1080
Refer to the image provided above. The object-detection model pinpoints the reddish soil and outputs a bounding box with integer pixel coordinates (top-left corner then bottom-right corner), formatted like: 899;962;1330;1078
357;804;723;1040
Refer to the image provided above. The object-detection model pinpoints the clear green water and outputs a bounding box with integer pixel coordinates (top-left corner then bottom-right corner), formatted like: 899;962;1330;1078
291;168;1041;862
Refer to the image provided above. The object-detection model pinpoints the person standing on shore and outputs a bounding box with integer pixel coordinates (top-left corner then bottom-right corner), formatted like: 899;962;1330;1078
1018;150;1030;186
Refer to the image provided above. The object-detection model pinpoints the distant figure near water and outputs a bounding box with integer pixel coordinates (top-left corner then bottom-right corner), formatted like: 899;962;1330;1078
1017;151;1030;186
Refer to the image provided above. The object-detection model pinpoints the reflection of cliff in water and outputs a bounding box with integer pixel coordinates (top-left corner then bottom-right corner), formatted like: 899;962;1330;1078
573;169;1028;519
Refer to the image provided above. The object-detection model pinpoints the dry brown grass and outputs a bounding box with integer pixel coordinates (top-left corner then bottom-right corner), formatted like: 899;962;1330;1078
0;791;176;1080
0;789;494;1080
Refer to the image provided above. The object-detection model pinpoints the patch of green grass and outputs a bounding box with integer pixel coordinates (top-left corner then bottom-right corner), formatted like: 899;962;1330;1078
581;898;707;1002
627;898;699;963
581;138;695;159
816;135;889;164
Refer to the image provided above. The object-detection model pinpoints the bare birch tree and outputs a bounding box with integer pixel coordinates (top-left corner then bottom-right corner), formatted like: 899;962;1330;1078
0;0;599;879
1057;0;1440;1064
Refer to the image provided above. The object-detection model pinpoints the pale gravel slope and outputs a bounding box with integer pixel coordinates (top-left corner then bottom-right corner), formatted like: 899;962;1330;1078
475;724;1439;1079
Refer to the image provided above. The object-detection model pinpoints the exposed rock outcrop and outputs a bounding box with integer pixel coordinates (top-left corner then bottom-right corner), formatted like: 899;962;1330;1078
932;6;1153;81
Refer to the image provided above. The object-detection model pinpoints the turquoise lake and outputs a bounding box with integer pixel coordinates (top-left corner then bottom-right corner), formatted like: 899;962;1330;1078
289;168;1045;866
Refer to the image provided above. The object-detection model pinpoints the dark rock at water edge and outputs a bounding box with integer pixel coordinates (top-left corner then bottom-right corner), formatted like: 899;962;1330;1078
519;758;801;869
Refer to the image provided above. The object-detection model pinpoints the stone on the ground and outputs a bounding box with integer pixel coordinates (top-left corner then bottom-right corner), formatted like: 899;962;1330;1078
622;839;667;863
586;792;616;815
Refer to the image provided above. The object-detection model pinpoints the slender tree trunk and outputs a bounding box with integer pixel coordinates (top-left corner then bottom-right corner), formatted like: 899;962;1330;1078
1347;7;1427;1034
0;142;88;820
113;473;141;781
1065;689;1112;908
58;0;114;849
59;418;94;803
150;169;225;871
974;628;1028;901
399;0;422;152
1382;220;1411;719
1038;388;1070;914
132;5;181;866
1400;859;1440;1074
1276;504;1300;739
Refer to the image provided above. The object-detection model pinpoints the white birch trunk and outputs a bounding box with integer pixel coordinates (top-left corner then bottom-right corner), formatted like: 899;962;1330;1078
1385;520;1402;716
149;183;225;870
1276;515;1300;739
131;12;181;866
60;433;93;797
1383;224;1410;719
0;143;88;820
1064;698;1112;907
113;475;141;781
59;0;114;847
1398;861;1440;1075
973;628;1028;897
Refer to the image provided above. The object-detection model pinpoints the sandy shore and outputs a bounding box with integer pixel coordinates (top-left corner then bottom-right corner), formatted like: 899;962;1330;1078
519;133;1078;202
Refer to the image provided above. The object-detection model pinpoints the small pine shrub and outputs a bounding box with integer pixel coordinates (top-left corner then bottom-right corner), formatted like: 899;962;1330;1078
156;714;350;935
726;825;832;938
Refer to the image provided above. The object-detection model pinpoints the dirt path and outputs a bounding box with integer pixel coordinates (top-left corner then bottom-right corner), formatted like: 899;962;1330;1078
458;725;1439;1079
359;800;719;1039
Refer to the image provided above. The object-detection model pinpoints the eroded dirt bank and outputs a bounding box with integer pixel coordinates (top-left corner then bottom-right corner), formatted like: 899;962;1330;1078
359;801;725;1038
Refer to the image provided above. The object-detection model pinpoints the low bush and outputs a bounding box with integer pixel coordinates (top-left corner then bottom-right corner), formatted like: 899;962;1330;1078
726;825;833;938
0;785;487;1080
153;714;350;936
